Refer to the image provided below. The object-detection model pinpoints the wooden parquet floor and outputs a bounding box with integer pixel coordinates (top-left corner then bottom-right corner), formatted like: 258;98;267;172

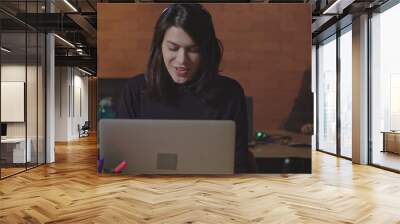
1;167;26;178
1;135;400;223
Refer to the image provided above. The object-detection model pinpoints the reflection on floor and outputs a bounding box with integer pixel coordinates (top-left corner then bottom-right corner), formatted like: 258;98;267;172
0;163;41;178
0;167;25;178
340;147;352;159
373;150;400;171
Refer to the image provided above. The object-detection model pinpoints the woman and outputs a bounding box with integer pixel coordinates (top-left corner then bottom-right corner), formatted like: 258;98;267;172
117;3;251;173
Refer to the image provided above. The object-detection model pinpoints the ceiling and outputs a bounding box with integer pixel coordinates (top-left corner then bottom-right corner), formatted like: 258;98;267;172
0;0;390;75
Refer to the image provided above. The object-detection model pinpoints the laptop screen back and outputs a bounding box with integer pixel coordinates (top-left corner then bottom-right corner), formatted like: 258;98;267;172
99;119;235;175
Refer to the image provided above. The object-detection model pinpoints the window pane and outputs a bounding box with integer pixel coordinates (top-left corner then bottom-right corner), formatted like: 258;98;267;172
340;28;352;158
371;3;400;171
318;36;337;154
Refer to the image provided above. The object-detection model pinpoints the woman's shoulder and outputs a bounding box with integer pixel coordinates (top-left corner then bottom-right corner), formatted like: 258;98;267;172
214;74;245;96
120;73;147;98
122;73;146;93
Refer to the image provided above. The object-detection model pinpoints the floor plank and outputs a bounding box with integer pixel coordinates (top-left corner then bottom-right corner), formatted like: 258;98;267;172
0;135;400;223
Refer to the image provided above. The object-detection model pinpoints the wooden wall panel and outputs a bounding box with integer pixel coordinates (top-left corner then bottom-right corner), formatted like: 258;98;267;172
98;3;311;132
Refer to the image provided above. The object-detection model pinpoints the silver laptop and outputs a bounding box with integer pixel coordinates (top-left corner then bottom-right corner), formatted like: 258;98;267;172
99;119;235;175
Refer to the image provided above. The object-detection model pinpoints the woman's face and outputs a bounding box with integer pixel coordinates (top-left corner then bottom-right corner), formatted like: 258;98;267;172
161;26;201;84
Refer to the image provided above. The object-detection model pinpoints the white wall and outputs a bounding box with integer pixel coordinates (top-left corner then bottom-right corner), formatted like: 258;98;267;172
1;65;26;81
1;65;26;129
1;65;36;138
55;67;89;141
55;67;70;141
72;74;89;138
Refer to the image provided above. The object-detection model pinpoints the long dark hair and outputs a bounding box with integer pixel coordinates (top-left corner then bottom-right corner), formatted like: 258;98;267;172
146;3;223;104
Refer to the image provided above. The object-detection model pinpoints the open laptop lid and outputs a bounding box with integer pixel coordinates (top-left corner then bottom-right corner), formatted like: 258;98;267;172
99;119;235;175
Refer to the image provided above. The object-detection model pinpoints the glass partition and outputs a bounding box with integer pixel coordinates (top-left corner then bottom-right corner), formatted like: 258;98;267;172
0;1;46;179
1;30;28;177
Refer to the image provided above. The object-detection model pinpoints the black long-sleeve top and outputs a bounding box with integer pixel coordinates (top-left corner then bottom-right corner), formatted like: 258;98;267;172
117;74;249;173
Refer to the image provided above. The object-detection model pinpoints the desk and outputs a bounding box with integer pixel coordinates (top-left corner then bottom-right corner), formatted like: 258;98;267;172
1;138;31;163
250;143;311;173
250;143;311;158
382;131;400;154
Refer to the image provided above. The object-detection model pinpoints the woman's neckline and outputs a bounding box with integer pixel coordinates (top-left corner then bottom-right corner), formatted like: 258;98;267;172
174;73;202;89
